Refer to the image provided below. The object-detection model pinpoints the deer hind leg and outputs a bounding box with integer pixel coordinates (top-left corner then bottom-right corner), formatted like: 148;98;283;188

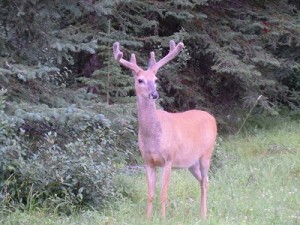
188;161;202;183
146;165;156;219
199;155;212;219
189;161;204;216
160;161;172;219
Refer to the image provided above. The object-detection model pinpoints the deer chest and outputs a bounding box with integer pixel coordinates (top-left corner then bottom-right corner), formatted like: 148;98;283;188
138;136;165;167
143;151;165;167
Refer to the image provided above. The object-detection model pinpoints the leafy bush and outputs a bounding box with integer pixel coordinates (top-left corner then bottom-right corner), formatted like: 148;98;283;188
0;90;137;213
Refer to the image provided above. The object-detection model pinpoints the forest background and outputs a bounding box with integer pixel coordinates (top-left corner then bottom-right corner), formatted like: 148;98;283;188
0;0;300;215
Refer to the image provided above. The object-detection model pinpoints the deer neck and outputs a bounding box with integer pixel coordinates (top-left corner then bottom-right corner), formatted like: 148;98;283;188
136;96;162;138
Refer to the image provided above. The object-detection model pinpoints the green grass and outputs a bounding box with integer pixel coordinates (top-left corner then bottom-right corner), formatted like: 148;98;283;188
1;120;300;225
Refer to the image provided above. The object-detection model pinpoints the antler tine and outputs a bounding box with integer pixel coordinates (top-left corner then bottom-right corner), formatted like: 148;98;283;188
148;51;156;69
130;53;138;76
169;40;176;50
150;40;184;73
130;53;137;64
113;42;123;61
113;42;143;74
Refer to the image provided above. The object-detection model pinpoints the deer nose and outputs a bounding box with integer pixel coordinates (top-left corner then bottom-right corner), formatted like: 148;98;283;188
149;92;159;100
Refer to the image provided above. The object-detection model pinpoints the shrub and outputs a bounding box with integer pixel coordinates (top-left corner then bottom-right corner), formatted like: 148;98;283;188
0;90;135;213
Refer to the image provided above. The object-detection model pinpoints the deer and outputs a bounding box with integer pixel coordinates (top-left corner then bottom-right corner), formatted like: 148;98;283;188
113;40;217;220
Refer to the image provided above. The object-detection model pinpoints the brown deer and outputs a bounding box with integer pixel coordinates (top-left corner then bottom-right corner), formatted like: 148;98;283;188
113;40;217;219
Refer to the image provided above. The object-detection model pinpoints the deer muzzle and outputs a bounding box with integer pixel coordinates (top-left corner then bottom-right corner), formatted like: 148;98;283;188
147;81;159;100
149;92;159;100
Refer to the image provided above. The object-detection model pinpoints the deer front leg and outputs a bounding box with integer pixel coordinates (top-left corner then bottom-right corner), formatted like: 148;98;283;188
146;165;156;219
160;161;172;219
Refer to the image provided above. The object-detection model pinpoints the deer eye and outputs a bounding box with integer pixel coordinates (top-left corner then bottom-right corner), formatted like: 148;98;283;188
138;79;144;84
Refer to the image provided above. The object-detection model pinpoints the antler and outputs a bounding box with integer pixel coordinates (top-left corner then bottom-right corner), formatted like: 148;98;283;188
149;40;184;73
113;42;143;75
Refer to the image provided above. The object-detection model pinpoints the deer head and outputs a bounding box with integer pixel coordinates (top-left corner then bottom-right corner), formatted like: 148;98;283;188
113;40;184;100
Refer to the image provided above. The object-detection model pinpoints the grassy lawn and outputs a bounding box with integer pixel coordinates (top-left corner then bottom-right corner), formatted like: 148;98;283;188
1;120;299;225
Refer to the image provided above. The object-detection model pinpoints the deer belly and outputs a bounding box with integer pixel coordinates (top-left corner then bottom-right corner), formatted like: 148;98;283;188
173;159;198;168
173;149;201;168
